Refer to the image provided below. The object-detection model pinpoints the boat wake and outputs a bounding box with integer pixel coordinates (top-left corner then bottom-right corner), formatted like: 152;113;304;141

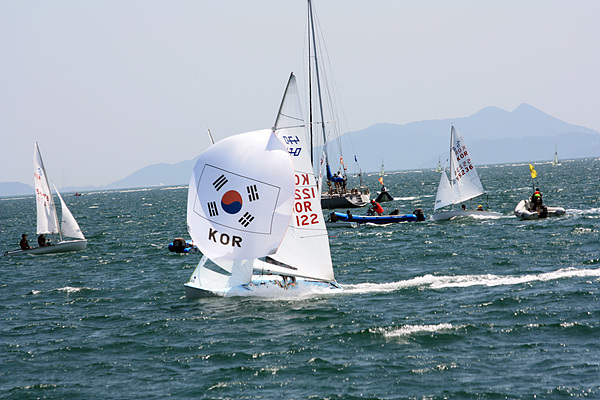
218;267;600;300
340;267;600;294
393;196;417;201
566;207;600;216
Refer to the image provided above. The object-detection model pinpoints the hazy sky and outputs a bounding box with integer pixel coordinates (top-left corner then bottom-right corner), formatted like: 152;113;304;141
1;0;599;188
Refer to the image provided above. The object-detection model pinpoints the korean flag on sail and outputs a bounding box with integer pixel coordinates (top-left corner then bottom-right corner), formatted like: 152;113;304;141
192;164;285;235
187;129;295;261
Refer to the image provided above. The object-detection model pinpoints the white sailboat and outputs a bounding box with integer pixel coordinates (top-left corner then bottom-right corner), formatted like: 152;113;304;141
184;73;341;298
435;157;442;172
552;145;561;166
432;126;502;221
4;143;87;256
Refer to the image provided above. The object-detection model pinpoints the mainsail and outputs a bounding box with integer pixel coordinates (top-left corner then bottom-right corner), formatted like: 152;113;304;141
268;73;335;282
434;126;485;211
34;143;60;235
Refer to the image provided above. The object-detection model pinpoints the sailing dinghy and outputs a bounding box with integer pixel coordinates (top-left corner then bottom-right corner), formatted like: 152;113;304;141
552;146;562;166
4;143;87;256
432;126;502;221
184;74;342;298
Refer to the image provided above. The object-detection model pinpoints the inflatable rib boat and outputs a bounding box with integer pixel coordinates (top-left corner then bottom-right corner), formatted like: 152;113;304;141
328;209;425;225
514;199;566;220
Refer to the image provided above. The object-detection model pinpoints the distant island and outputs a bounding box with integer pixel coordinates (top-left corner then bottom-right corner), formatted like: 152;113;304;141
2;103;598;197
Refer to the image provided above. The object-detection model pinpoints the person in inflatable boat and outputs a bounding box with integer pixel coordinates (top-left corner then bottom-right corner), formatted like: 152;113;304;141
369;199;384;216
531;188;543;211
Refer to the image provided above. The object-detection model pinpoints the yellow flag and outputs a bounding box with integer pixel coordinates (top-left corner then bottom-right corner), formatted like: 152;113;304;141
529;164;537;179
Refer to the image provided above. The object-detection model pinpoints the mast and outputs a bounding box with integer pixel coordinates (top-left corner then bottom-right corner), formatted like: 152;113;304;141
308;0;329;167
449;126;455;188
307;8;313;165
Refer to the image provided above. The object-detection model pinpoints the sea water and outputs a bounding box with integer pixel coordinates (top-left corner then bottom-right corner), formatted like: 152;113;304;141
1;158;599;399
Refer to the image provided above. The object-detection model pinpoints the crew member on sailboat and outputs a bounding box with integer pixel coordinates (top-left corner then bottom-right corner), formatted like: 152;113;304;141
20;234;31;250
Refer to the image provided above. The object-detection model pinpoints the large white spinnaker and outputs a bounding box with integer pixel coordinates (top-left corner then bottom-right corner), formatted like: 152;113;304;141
268;73;335;282
33;142;59;236
54;185;86;240
187;129;295;262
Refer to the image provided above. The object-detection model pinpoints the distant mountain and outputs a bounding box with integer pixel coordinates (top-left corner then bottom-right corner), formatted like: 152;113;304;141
1;104;598;197
348;103;600;172
0;182;34;197
102;157;199;190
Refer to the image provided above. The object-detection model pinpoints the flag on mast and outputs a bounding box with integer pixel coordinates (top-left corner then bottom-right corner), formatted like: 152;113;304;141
529;164;537;179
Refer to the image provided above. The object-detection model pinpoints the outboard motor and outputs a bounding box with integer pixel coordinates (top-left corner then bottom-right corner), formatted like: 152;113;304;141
413;208;425;221
538;205;548;219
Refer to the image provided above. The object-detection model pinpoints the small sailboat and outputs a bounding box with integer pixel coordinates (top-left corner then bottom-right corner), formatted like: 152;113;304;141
375;160;393;203
435;157;442;172
552;146;562;166
432;126;502;221
184;73;342;298
4;143;87;256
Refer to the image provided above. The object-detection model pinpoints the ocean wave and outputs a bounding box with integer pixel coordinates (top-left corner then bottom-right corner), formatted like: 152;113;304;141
56;286;97;294
372;323;457;339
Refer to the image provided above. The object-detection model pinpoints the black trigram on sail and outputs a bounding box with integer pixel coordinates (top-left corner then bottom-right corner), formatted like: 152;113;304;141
238;212;254;227
207;201;219;217
213;175;228;191
247;185;259;202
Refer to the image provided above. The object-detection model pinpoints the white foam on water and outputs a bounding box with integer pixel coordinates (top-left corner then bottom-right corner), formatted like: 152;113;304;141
56;286;95;294
385;323;455;338
371;323;458;340
340;267;600;294
394;196;417;201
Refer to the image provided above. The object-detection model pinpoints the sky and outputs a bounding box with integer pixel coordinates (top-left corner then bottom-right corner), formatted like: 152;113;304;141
1;0;599;188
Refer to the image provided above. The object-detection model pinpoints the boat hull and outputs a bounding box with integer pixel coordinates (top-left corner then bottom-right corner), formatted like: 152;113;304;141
325;220;358;228
375;190;394;203
4;239;87;256
330;211;422;225
431;209;503;221
321;192;370;209
514;199;566;220
184;275;343;299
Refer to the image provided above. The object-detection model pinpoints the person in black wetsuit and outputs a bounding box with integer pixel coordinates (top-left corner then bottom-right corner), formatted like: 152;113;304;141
20;234;31;250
